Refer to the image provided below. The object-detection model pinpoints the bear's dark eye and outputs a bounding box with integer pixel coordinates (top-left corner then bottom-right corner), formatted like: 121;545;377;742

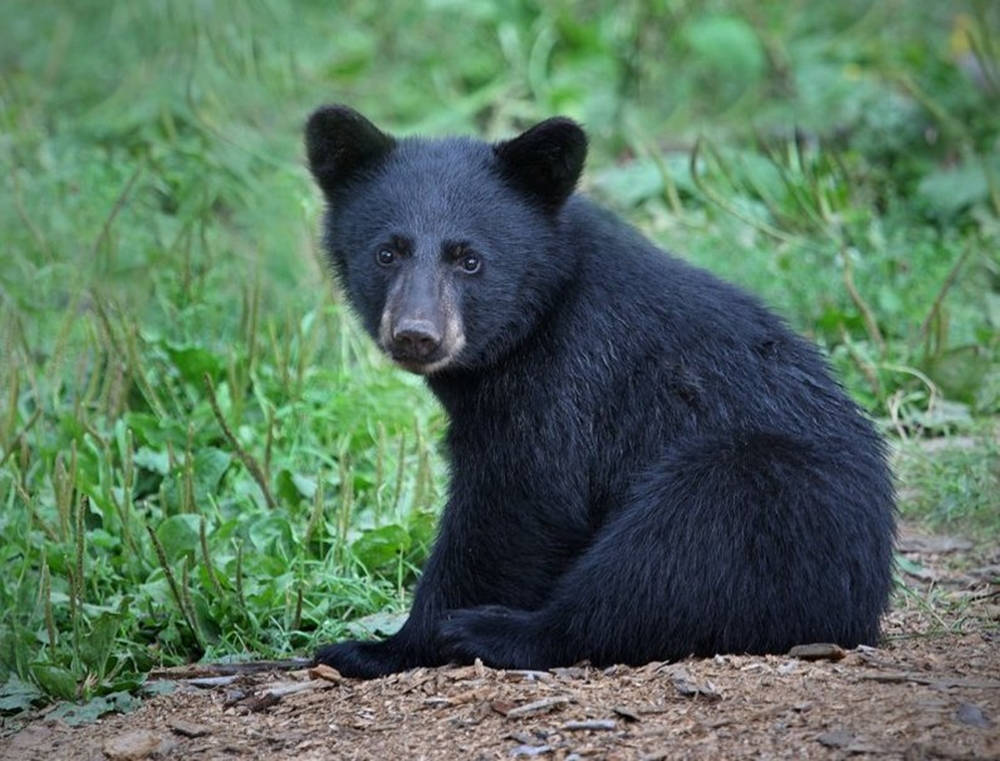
459;252;481;274
376;249;396;266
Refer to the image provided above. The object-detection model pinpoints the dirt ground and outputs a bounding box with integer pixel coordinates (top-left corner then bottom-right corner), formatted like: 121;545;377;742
2;524;998;761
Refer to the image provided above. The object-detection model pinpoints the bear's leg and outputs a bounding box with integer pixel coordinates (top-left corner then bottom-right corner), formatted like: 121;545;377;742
438;431;895;670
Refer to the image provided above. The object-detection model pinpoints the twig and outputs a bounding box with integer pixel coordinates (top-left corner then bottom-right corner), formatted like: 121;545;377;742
146;525;204;649
860;672;1000;689
841;249;885;355
92;164;143;258
9;167;51;259
0;408;41;469
203;372;276;510
839;326;881;400
915;242;976;353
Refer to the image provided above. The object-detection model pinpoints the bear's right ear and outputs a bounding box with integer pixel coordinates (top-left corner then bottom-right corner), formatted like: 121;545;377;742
305;105;396;197
494;117;587;212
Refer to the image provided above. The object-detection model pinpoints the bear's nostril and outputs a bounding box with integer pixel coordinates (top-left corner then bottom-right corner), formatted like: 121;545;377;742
392;321;442;359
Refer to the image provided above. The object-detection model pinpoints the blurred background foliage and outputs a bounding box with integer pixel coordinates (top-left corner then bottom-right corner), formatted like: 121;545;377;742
1;0;998;713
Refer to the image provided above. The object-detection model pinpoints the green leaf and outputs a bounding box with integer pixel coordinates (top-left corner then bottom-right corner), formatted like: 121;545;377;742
47;691;141;726
191;448;232;499
276;469;301;506
593;160;663;206
351;524;410;571
593;154;694;208
30;664;77;700
345;611;408;639
247;512;294;554
77;613;121;674
156;514;202;560
163;342;225;385
924;348;992;406
292;472;317;500
683;15;764;82
141;680;177;697
0;676;44;713
275;469;317;506
917;156;1000;217
134;446;170;475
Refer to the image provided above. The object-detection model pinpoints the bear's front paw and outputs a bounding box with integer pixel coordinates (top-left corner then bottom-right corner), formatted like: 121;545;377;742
437;605;544;670
313;639;403;679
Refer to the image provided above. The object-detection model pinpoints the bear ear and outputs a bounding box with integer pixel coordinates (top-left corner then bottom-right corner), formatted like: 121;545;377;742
494;117;587;211
305;105;396;197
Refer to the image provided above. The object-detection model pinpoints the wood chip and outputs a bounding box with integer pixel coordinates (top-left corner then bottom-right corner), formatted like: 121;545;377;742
509;744;552;757
260;679;330;698
167;718;211;738
860;672;1000;689
102;730;167;760
505;670;554;682
186;675;238;688
612;706;641;722
550;666;589;680
561;719;617;731
788;643;847;661
499;696;571;718
241;693;280;713
670;667;722;701
816;729;855;748
308;664;344;683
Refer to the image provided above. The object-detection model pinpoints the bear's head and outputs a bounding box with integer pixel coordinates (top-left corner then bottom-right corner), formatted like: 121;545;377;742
305;105;586;375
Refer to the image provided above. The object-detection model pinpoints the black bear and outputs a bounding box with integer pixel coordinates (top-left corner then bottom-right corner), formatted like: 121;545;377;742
304;106;896;679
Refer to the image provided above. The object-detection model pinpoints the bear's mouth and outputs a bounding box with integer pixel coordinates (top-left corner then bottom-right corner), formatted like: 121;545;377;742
386;346;460;375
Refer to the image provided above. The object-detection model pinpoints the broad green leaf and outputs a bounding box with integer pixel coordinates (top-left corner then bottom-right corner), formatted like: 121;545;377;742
156;514;202;560
78;613;121;673
47;691;141;726
917;157;999;217
247;512;294;554
345;611;408;639
0;676;44;713
351;524;410;571
683;15;764;82
191;448;232;499
30;664;76;701
163;342;225;385
134;447;170;475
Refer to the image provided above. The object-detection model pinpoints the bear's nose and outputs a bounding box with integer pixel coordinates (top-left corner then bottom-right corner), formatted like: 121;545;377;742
392;319;442;359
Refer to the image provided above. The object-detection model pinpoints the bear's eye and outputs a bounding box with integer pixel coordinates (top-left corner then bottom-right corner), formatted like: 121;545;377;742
459;252;481;274
376;249;396;266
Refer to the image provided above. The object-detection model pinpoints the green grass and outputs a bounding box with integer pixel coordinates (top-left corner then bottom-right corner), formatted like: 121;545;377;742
1;0;998;713
894;426;1000;537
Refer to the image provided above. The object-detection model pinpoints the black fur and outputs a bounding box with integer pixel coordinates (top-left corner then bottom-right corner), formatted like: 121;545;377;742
304;106;896;678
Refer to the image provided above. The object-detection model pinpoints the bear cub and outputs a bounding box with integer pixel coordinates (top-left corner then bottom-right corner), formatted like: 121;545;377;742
305;105;896;679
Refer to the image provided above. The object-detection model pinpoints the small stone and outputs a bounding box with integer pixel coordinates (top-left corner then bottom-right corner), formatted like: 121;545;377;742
509;744;552;757
102;729;164;760
816;729;855;748
168;718;211;737
788;643;846;661
955;702;993;729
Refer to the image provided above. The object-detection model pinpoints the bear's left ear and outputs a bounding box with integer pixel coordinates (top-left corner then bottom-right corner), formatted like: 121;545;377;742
494;118;587;212
305;105;396;197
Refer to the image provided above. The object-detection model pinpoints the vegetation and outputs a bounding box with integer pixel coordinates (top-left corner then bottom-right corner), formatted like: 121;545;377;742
1;0;997;713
